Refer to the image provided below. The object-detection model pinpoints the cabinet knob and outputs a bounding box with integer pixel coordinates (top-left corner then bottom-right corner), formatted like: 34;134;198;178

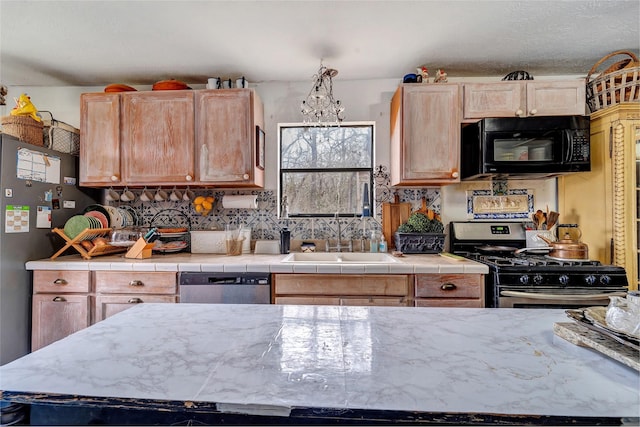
515;109;524;117
53;278;68;285
441;283;457;291
451;170;459;178
52;296;67;302
243;173;250;180
529;109;537;116
129;280;144;287
128;298;143;304
185;175;193;181
110;175;119;182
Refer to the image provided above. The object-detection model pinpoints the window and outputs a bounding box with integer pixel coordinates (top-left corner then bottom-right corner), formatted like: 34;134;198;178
279;123;374;217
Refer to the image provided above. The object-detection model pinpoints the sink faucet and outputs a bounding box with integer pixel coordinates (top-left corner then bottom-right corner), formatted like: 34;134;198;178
326;213;352;252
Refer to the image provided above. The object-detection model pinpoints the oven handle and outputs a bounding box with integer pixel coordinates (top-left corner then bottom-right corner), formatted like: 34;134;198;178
500;290;627;300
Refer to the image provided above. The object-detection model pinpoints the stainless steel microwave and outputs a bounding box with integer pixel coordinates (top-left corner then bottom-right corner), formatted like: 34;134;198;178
461;116;590;180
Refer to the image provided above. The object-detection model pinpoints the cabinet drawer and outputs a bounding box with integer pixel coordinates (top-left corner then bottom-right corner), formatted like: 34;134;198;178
274;296;410;306
274;274;409;296
95;294;176;322
415;274;482;298
94;272;177;294
33;270;91;293
415;299;483;308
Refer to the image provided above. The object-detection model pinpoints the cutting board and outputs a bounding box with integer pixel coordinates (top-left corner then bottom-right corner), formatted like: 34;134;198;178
382;202;412;249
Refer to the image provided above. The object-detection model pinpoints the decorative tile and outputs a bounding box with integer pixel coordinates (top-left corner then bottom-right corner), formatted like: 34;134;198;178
466;189;533;219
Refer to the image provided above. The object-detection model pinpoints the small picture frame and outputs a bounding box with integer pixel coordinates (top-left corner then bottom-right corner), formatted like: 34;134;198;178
256;126;265;170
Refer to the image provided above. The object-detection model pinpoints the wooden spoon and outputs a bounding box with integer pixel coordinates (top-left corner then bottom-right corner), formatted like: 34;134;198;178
534;210;546;230
546;211;559;230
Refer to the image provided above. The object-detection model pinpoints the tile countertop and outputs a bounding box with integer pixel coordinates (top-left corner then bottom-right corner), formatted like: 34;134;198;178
0;304;637;425
24;252;489;274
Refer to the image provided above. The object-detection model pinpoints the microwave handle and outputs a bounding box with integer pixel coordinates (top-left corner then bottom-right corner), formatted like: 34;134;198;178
563;129;573;163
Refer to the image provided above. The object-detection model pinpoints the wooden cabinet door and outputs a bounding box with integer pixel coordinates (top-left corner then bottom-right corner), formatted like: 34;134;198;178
463;82;524;119
274;274;409;296
121;91;195;185
195;89;262;186
95;294;176;322
32;294;91;350
526;81;586;117
391;84;460;185
80;93;121;186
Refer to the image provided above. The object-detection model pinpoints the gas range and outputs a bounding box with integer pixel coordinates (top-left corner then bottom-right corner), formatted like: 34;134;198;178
450;222;629;308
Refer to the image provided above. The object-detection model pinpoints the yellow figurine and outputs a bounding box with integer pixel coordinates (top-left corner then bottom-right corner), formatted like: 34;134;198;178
10;93;41;122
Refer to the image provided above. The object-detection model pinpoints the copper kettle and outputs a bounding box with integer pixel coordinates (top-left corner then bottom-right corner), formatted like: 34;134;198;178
538;233;589;260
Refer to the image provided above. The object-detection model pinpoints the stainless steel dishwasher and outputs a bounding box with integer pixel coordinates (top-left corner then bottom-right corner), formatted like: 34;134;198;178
178;272;271;304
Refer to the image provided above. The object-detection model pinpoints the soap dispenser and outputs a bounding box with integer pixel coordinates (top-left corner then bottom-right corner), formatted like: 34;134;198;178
280;228;290;254
379;234;388;253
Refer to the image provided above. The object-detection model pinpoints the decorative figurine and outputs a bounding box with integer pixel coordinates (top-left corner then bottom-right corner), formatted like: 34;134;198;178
434;69;448;83
417;66;429;83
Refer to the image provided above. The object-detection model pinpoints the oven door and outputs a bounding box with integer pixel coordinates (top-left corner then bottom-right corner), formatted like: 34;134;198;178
498;288;627;309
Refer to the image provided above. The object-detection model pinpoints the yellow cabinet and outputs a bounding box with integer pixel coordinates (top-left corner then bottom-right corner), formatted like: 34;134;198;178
559;103;640;290
463;80;586;120
390;84;461;186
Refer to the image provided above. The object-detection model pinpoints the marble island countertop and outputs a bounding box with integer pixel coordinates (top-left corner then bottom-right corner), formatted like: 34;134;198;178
0;304;637;425
25;252;488;274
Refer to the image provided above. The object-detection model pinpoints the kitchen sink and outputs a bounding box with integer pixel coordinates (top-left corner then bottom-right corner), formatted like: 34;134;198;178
281;252;399;263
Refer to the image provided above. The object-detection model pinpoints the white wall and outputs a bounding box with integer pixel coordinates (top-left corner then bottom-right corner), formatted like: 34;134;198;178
4;78;559;222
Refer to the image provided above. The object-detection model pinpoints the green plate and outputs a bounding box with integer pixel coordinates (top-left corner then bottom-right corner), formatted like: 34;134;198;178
63;215;91;239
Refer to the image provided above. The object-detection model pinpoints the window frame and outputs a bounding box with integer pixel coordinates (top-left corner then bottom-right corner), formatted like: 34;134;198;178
278;121;375;218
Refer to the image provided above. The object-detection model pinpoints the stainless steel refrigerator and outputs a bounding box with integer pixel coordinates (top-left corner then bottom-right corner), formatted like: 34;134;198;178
0;134;99;365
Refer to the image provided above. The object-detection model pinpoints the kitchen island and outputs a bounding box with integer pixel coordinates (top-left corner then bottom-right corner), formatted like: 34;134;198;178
0;304;637;425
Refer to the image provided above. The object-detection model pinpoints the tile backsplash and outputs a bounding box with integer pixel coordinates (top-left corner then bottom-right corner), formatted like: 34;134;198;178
105;173;441;243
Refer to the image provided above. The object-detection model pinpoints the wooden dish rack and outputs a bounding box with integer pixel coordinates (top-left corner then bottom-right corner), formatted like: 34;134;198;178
50;227;126;260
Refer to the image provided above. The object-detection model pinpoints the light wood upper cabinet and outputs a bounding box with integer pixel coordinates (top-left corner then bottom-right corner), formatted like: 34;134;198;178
79;89;264;188
463;80;586;119
195;89;264;187
390;84;461;186
121;91;195;185
80;93;121;185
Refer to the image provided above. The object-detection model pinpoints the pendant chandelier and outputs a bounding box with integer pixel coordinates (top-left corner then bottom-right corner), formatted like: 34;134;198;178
300;61;345;125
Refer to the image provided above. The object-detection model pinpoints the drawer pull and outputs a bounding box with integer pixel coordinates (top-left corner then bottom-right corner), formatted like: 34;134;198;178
128;298;143;304
53;279;68;285
441;283;457;291
129;280;144;287
52;296;67;302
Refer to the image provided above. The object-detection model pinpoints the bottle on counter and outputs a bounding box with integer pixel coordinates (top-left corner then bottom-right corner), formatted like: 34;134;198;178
280;228;290;254
370;230;379;253
379;234;388;253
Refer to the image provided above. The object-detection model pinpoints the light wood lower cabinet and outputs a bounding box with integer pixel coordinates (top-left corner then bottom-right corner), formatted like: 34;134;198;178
32;271;178;349
273;274;411;307
414;274;484;307
32;271;92;351
94;272;177;322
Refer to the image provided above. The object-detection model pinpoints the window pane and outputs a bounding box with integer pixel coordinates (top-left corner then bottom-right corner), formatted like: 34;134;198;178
283;171;370;215
281;126;372;169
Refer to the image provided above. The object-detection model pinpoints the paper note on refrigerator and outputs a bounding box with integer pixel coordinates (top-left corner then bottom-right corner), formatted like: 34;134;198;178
5;205;29;233
16;147;61;184
37;206;52;228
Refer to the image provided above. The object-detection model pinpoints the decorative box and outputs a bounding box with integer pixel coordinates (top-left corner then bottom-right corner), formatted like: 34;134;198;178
394;232;445;254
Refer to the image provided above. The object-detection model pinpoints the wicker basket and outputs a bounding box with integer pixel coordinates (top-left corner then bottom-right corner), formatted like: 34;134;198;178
0;115;44;146
586;50;640;113
39;111;80;155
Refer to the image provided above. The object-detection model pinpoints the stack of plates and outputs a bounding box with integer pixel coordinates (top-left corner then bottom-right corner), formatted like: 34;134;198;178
83;205;140;229
63;215;103;240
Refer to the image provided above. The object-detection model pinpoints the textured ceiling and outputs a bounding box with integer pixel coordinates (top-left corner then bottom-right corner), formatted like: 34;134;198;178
1;0;639;87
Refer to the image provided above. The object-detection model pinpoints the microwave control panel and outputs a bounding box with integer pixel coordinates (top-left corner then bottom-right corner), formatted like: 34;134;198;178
569;132;590;162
